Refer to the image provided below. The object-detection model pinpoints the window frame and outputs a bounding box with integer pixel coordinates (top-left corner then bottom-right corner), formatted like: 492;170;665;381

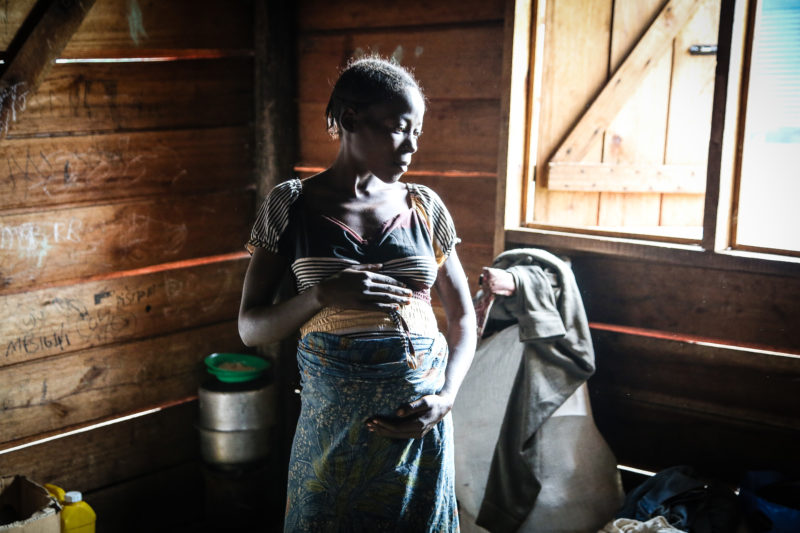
497;0;800;277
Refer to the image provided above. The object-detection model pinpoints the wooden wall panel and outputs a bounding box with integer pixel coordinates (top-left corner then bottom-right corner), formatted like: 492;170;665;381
572;255;800;352
0;0;253;53
0;127;252;210
1;191;252;293
590;390;800;476
0;1;34;50
298;99;501;173
0;402;200;492
411;175;496;250
1;321;244;445
586;310;800;478
1;258;248;367
0;0;257;514
297;0;505;30
5;58;253;138
453;243;495;293
298;26;504;103
591;330;800;430
413;174;497;289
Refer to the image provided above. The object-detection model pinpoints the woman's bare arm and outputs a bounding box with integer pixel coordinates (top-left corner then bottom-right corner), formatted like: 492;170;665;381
238;247;318;346
368;249;477;438
436;249;478;401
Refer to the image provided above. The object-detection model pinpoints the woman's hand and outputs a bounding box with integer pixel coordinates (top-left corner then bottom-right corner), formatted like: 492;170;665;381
316;263;413;311
366;394;454;439
480;266;516;296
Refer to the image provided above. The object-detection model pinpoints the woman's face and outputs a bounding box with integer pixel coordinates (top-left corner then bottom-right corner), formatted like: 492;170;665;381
349;86;425;183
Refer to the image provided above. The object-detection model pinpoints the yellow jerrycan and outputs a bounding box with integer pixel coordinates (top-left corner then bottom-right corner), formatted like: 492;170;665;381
45;484;96;533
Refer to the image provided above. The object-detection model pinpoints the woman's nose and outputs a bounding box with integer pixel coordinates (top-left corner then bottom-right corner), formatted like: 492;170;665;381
401;134;418;154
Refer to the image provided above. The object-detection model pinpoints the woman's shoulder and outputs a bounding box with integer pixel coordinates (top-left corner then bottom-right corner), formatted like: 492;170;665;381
406;182;448;211
256;178;303;226
269;177;303;198
261;178;303;213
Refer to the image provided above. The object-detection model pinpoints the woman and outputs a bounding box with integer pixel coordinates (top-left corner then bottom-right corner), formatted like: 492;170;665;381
239;57;476;531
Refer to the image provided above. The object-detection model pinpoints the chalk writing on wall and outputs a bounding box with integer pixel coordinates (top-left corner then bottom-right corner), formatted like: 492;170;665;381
2;262;240;362
0;81;29;135
2;141;187;202
0;218;83;267
3;286;150;360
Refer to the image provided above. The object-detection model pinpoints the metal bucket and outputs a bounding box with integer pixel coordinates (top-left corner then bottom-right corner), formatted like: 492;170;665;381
197;376;276;466
197;426;270;465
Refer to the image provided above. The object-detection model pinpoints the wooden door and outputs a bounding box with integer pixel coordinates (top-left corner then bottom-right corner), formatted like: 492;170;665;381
532;0;720;238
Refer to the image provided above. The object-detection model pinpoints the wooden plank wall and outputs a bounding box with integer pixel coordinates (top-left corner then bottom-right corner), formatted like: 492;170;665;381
568;254;800;478
532;0;717;233
0;1;255;529
294;0;505;310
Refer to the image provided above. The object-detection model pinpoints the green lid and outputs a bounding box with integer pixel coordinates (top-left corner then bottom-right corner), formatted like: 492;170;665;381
204;353;270;383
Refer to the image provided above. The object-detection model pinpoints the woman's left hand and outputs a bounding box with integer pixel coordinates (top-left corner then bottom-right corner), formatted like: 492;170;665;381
366;394;454;439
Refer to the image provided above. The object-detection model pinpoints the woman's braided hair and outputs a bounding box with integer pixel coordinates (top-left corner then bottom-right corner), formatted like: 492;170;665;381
325;56;424;137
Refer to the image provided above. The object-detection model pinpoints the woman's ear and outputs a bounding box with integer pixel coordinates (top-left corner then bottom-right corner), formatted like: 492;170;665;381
340;107;357;133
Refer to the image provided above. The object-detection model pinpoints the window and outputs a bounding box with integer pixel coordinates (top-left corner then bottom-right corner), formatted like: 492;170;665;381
502;0;800;259
734;0;800;253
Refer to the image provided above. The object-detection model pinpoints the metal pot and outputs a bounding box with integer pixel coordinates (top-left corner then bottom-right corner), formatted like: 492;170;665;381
197;426;270;465
197;377;275;465
198;382;275;431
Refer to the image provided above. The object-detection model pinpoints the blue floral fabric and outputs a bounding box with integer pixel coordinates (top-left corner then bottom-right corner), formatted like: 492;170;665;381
285;332;459;532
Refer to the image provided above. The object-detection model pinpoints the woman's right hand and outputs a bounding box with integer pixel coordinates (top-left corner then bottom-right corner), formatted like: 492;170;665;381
315;263;413;311
480;266;516;296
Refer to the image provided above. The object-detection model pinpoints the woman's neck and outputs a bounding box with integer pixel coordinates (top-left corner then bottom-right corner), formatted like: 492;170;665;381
324;156;397;200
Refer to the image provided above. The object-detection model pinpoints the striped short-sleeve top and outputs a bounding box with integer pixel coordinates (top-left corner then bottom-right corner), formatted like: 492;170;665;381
247;178;460;337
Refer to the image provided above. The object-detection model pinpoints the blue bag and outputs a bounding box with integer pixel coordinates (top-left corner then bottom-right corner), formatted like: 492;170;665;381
616;465;741;532
739;471;800;533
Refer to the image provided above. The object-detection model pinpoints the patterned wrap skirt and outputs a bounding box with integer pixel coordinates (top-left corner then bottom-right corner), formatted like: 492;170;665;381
285;331;460;532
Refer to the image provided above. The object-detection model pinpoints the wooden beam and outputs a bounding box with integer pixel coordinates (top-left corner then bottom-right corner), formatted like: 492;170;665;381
704;0;746;251
495;0;533;256
548;162;706;193
255;0;298;202
0;0;97;139
549;0;703;165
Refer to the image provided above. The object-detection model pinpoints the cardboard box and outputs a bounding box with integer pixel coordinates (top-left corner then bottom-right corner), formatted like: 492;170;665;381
0;476;60;533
